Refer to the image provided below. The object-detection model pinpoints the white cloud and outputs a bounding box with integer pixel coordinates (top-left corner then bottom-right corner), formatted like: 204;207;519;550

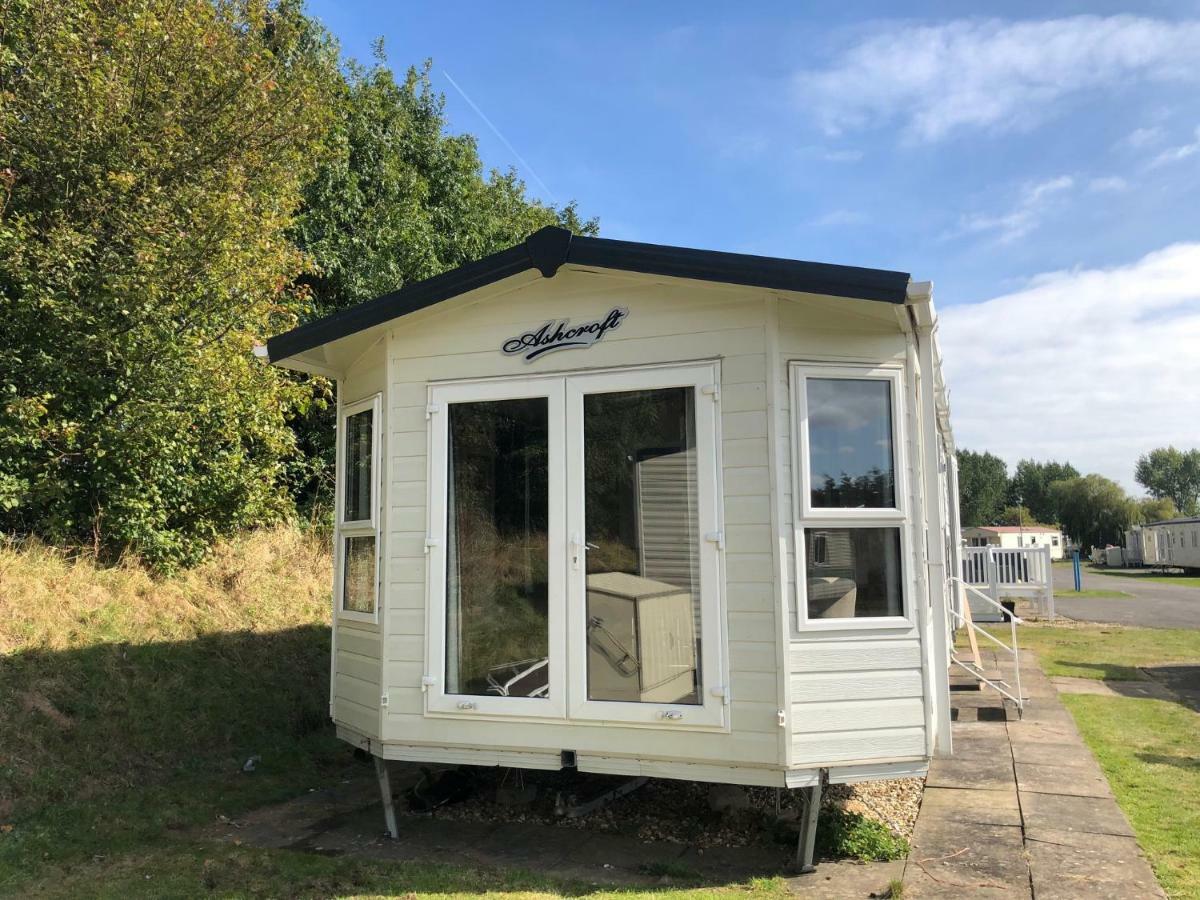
952;176;1073;243
1148;126;1200;167
796;16;1200;142
939;244;1200;491
1088;176;1129;192
1119;126;1165;149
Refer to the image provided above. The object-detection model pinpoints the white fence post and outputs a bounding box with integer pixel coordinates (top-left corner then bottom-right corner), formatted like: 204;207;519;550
1042;545;1054;618
987;547;1001;609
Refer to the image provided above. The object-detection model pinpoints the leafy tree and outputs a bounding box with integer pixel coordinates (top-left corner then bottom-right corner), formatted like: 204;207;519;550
1049;475;1138;552
1006;458;1078;525
286;49;597;514
997;505;1034;527
956;449;1008;526
1134;447;1200;517
1136;497;1178;524
0;0;336;568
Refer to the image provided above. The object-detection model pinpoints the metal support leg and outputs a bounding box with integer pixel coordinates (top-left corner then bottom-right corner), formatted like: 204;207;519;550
796;781;822;873
374;755;399;840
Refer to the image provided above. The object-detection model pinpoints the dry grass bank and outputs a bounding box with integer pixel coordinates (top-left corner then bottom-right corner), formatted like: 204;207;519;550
0;526;346;889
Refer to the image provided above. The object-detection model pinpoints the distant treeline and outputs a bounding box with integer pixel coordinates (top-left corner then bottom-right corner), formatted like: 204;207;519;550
957;447;1199;551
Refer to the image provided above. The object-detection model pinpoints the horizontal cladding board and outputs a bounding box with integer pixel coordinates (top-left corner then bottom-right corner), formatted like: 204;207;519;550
390;431;427;459
723;467;770;497
393;328;765;381
388;557;426;584
379;743;563;770
578;755;785;787
729;611;777;644
390;405;426;434
725;581;776;613
336;626;380;659
789;640;922;673
719;381;766;413
790;669;924;703
336;650;381;685
386;634;424;662
725;554;775;584
790;697;924;734
721;409;768;439
390;455;427;484
792;726;925;765
722;437;770;469
384;607;424;635
727;670;778;702
730;641;778;673
335;672;378;709
732;699;783;734
386;582;425;611
723;495;772;525
333;698;379;737
724;523;772;554
380;715;780;765
721;354;768;385
393;306;762;359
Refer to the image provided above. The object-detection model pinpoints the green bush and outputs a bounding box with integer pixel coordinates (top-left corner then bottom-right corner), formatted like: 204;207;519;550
816;808;910;862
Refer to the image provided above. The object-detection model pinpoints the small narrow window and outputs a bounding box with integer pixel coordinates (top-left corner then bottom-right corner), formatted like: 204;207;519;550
338;396;379;620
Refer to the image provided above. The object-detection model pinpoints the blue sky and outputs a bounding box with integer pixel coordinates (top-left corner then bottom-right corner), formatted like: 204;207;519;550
308;1;1200;490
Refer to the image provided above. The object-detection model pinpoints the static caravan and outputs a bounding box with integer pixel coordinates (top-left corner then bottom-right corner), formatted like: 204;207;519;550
1143;517;1200;571
962;525;1064;560
261;227;961;866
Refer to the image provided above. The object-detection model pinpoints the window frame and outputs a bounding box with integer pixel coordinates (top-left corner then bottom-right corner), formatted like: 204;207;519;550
336;394;382;624
790;363;912;632
425;377;568;719
564;362;727;729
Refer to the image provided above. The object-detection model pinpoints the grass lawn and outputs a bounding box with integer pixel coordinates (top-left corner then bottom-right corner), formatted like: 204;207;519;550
1004;623;1200;681
1010;623;1200;898
1063;695;1200;900
1088;567;1200;589
1057;588;1134;599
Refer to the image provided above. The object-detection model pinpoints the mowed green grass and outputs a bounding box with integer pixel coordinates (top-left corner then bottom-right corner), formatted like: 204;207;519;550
1059;588;1135;599
1064;695;1200;900
1007;624;1200;898
1002;623;1200;681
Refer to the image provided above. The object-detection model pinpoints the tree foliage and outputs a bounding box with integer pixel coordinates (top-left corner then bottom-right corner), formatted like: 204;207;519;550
1006;458;1078;526
1136;496;1178;524
1135;447;1200;517
1050;475;1138;552
956;449;1009;526
0;0;337;568
285;48;597;513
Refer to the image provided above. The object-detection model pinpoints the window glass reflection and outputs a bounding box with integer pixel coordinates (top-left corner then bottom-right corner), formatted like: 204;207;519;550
807;378;895;508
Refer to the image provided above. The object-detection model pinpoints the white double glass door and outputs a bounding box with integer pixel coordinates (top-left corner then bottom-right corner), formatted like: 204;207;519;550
426;363;725;728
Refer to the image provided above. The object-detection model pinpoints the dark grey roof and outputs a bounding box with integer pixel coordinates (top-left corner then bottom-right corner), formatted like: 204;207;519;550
1145;516;1200;527
266;226;911;363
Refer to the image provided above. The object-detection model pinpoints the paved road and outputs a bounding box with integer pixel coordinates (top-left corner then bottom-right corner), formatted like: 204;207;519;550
1052;564;1200;629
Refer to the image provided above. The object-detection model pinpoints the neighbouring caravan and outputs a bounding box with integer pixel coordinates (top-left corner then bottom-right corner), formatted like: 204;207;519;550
962;525;1064;560
1138;517;1200;572
260;227;962;867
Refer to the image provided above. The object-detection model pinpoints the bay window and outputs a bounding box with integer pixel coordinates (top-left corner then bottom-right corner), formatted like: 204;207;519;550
792;364;909;629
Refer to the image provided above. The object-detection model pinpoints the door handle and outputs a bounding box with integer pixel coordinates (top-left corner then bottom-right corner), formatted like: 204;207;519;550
571;532;583;571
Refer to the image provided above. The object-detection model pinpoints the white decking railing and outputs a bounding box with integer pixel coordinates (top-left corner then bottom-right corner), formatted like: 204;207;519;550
961;545;1055;619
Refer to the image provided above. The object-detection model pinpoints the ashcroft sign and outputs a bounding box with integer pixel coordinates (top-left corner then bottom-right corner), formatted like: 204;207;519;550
501;307;628;362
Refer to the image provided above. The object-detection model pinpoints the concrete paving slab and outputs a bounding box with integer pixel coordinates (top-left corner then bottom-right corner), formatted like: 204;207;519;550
1026;828;1166;899
1009;740;1105;769
1014;762;1112;798
785;859;905;899
926;755;1014;791
1020;791;1136;838
906;820;1029;898
1006;721;1079;744
917;785;1022;827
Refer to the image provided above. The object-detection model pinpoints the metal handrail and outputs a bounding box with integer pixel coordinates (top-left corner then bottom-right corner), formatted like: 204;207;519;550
948;576;1025;715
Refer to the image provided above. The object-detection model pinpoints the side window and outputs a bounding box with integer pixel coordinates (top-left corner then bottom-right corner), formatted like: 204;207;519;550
338;396;380;621
793;365;907;627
